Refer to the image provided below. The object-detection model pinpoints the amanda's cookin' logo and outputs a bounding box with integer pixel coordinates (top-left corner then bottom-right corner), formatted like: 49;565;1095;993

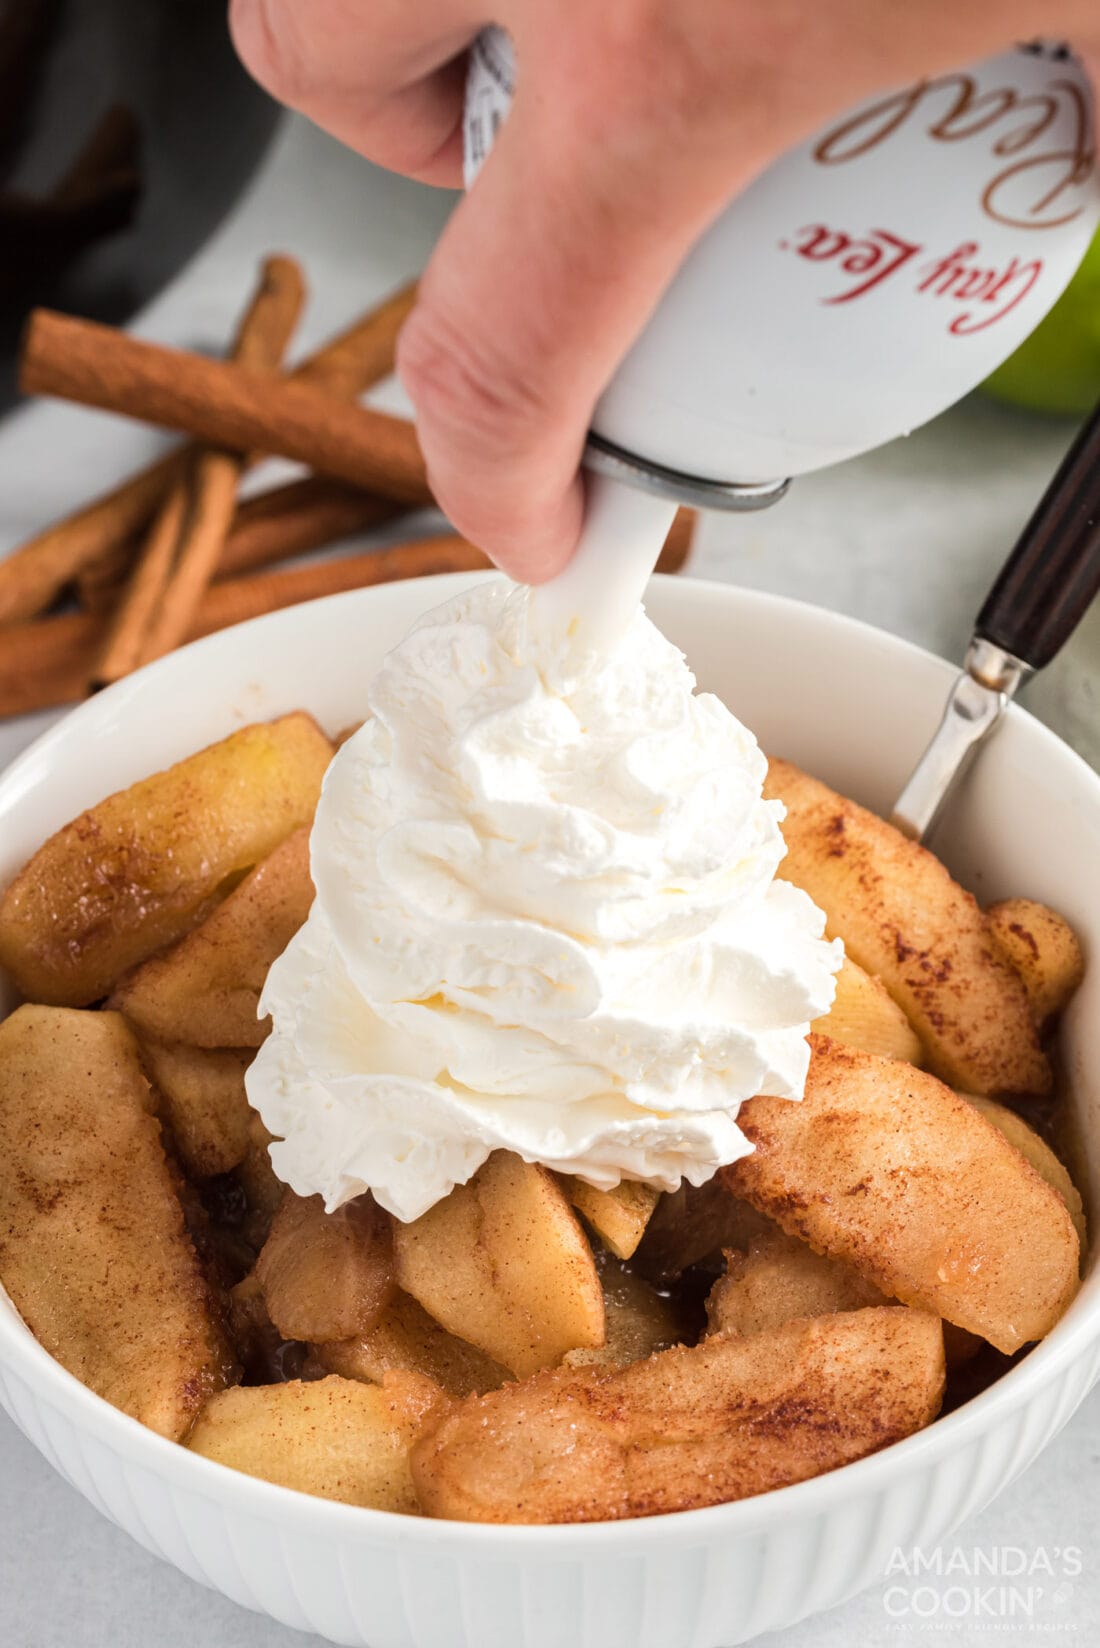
882;1544;1083;1626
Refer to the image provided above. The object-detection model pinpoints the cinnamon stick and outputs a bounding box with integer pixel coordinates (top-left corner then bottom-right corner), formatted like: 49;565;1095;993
218;477;408;579
92;255;307;687
21;310;431;501
0;536;491;719
0;279;418;625
89;479;189;684
137;255;307;669
73;513;169;615
84;487;690;613
0;451;189;626
78;476;407;611
0;504;695;721
293;280;416;398
197;535;488;632
128;455;240;664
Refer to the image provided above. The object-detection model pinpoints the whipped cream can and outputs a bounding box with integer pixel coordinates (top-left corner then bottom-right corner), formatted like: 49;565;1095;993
465;33;1100;498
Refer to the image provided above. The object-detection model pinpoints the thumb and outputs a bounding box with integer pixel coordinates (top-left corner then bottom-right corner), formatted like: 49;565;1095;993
397;60;770;584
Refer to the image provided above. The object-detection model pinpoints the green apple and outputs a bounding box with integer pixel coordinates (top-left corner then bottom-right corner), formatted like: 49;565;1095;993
983;227;1100;414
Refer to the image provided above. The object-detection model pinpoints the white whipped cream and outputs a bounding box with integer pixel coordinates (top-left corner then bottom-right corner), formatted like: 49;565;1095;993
247;579;841;1222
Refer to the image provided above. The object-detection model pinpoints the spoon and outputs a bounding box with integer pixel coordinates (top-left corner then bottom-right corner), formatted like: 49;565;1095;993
891;398;1100;842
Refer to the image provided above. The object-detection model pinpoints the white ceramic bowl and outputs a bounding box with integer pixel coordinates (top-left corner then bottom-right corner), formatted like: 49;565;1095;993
0;574;1098;1648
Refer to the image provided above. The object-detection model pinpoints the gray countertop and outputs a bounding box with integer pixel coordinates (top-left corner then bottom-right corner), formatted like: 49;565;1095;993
0;114;1097;1648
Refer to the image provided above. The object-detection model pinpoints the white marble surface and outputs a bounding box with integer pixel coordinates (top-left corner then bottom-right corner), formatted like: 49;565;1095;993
1;112;1098;1648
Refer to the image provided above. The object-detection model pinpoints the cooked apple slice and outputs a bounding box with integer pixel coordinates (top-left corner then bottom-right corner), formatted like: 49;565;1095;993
236;1114;284;1251
963;1093;1086;1249
255;1188;395;1343
316;1290;511;1397
0;713;333;1006
564;1249;682;1368
722;1036;1079;1353
392;1152;605;1376
226;1274;289;1383
0;1005;235;1437
985;898;1085;1030
706;1224;981;1366
111;827;314;1047
707;1227;886;1336
569;1179;660;1260
140;1038;253;1179
412;1306;943;1523
811;955;924;1065
634;1178;773;1281
239;1114;281;1209
764;757;1047;1095
188;1372;448;1510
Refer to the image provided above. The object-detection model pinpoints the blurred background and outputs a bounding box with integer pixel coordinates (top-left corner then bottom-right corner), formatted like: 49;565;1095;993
0;0;278;404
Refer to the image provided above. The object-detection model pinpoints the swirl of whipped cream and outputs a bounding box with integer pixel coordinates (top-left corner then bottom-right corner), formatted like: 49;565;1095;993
247;580;841;1222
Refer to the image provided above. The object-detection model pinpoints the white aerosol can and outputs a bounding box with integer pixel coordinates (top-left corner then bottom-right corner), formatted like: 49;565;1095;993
464;32;1100;638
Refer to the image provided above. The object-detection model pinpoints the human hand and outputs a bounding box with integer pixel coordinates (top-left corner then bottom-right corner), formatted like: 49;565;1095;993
231;1;1100;582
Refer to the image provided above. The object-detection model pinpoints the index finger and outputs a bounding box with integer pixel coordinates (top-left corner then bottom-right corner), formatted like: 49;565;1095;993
230;0;484;183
